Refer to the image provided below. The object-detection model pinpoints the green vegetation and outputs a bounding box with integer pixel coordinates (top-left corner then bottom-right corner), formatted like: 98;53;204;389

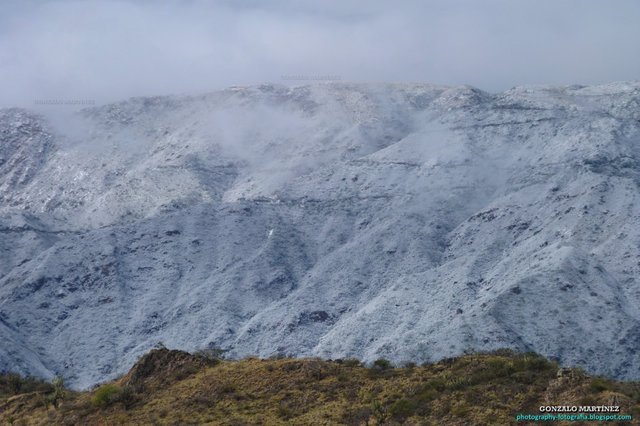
1;349;639;425
92;383;122;407
48;376;66;408
0;373;53;399
372;358;393;370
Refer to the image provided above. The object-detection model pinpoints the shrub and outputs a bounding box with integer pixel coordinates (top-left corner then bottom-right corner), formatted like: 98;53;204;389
486;357;512;370
50;376;66;408
302;360;332;380
219;381;237;395
341;406;373;424
590;377;612;393
92;384;122;407
446;376;470;390
371;399;388;424
425;379;446;392
373;358;393;370
389;398;418;420
401;361;417;369
414;385;439;404
472;358;513;382
342;358;362;368
513;353;553;372
450;402;470;417
491;348;517;357
510;370;536;384
117;385;137;408
0;373;53;397
7;374;23;394
336;372;351;382
276;401;299;420
367;359;396;378
169;364;200;382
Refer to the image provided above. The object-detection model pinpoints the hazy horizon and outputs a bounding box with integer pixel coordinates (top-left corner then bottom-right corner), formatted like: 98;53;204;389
1;0;639;108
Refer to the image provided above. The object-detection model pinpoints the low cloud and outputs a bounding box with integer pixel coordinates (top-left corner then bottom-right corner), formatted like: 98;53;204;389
1;0;639;108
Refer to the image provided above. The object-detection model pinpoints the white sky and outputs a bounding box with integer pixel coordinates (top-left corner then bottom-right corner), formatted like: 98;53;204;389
0;0;638;107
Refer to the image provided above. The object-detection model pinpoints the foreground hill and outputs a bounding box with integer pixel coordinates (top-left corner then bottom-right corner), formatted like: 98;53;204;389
1;349;639;425
1;82;640;387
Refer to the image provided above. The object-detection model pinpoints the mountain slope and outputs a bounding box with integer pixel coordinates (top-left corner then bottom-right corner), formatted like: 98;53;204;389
1;82;639;388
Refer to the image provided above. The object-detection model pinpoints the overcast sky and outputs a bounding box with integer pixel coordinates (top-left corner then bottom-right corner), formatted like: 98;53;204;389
0;0;638;107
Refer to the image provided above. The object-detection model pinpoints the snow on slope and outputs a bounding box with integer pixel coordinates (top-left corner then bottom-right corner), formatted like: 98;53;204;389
1;82;640;388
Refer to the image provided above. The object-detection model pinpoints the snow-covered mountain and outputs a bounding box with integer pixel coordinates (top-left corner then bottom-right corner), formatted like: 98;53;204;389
1;82;639;389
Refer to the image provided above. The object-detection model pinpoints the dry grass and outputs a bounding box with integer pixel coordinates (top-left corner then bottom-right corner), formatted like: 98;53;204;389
1;349;639;425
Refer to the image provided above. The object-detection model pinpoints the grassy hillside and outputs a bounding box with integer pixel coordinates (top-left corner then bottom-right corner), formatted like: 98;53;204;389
1;349;639;425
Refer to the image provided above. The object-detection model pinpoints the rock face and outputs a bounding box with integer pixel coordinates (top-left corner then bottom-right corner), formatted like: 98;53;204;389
120;347;216;389
0;82;639;388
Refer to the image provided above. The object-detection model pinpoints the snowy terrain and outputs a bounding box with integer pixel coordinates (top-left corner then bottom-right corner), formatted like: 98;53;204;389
1;82;639;388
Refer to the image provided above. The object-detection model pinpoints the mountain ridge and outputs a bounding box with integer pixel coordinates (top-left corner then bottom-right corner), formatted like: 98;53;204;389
1;81;639;388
